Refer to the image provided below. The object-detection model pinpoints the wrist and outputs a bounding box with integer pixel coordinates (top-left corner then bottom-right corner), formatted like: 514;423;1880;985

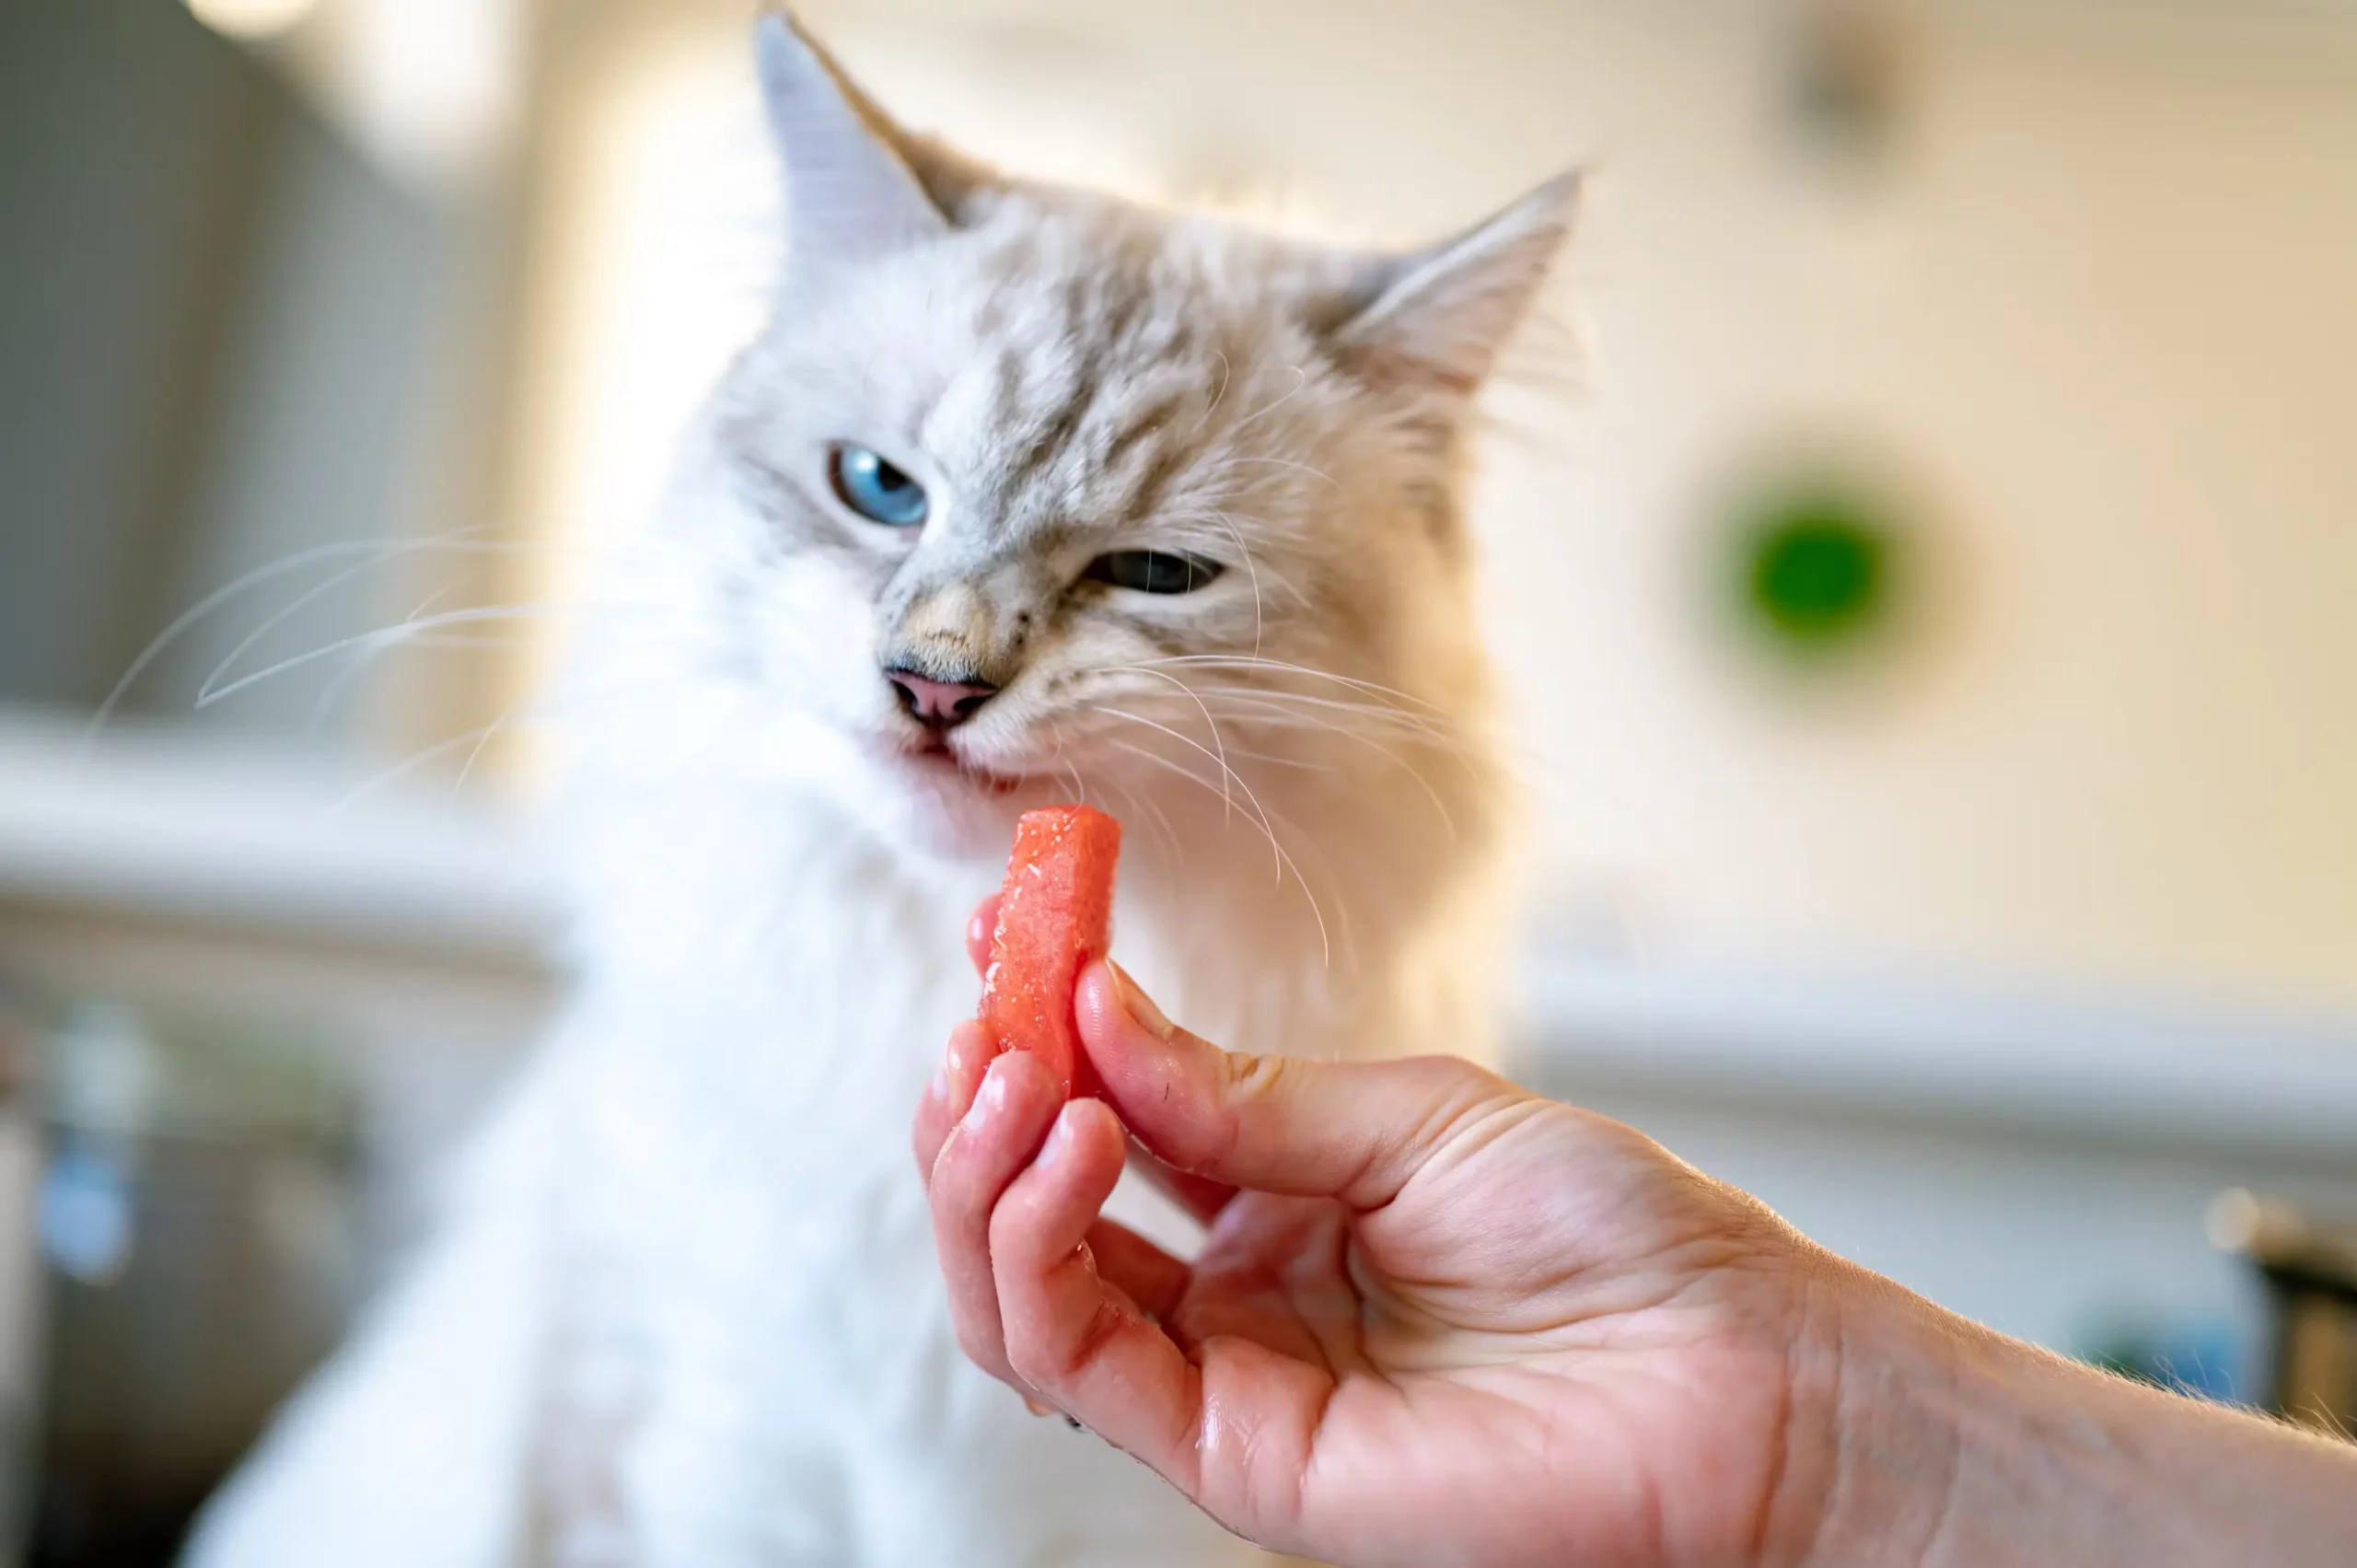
1792;1265;2154;1568
1767;1259;1962;1568
1791;1260;2357;1568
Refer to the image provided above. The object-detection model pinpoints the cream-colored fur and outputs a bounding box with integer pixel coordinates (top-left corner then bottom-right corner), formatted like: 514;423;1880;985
183;12;1571;1565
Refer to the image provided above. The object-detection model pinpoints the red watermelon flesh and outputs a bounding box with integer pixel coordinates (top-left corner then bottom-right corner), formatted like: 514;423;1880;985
979;806;1121;1100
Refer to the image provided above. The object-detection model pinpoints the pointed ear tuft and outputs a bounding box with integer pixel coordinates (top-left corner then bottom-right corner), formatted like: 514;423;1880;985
755;10;998;283
1323;171;1581;398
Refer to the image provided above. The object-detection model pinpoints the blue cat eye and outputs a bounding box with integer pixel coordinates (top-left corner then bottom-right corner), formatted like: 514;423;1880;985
828;444;929;528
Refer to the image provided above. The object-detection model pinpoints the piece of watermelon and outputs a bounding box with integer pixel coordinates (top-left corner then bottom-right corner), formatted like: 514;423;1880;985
978;806;1122;1100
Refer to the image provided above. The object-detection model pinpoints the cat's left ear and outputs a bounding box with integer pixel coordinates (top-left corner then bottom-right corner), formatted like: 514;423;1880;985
1321;171;1581;398
756;8;998;285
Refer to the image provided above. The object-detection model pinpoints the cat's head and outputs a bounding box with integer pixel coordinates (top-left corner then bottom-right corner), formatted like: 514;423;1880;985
641;11;1571;865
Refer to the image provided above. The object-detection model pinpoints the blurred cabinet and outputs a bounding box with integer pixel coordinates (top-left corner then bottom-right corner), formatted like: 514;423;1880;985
0;715;556;1567
0;0;489;753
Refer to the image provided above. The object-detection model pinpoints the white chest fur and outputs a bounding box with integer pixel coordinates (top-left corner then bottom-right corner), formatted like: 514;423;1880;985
530;794;1261;1567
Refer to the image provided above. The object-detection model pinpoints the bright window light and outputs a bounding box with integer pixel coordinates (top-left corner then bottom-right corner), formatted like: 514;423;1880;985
186;0;322;42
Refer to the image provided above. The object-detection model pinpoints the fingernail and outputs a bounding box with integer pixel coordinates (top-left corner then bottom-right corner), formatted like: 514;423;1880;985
926;1063;948;1103
1023;1396;1053;1418
1109;962;1176;1041
980;1062;1013;1112
1035;1111;1073;1167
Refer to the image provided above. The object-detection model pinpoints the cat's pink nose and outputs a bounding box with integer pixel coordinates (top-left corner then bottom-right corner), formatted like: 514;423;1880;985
886;668;998;731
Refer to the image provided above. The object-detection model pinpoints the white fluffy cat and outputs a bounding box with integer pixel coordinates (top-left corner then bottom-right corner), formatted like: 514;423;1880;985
182;11;1571;1565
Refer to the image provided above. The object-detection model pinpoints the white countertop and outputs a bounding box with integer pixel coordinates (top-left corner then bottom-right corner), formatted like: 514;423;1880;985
0;712;556;964
1516;940;2357;1162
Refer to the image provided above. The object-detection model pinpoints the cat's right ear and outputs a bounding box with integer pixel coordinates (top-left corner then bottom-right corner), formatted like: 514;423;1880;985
756;9;995;285
1318;171;1581;401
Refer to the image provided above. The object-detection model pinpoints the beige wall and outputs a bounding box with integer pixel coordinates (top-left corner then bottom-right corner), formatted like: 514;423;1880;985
503;0;2357;1011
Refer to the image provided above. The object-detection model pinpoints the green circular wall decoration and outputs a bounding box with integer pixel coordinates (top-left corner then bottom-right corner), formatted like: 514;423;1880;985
1727;478;1909;663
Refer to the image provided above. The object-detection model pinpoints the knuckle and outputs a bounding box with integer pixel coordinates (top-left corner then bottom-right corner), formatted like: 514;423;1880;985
1402;1051;1504;1101
984;1194;1032;1264
1061;1298;1130;1379
1208;1050;1288;1165
1219;1049;1291;1107
1008;1297;1120;1388
935;1133;998;1221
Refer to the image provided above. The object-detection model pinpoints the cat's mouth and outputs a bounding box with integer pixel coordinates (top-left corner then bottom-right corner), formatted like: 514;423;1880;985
899;736;1024;797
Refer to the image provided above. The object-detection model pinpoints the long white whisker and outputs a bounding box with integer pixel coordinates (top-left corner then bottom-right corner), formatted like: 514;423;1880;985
1196;693;1458;841
300;581;462;731
1245;790;1356;980
1189;686;1476;755
1178;681;1453;731
449;697;528;798
1092;704;1276;865
1178;683;1475;755
304;632;534;738
1197;700;1489;798
1099;667;1236;826
324;719;524;817
328;673;706;815
1203;514;1266;651
1217;746;1332;772
199;603;599;709
1094;772;1180;867
79;531;496;761
1132;655;1447;718
195;536;542;706
83;526;795;759
1097;735;1330;969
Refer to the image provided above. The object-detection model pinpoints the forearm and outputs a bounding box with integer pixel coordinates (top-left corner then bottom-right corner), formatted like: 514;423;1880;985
1805;1269;2357;1567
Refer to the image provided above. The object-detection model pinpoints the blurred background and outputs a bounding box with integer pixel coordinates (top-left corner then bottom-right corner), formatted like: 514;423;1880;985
2;0;2354;1560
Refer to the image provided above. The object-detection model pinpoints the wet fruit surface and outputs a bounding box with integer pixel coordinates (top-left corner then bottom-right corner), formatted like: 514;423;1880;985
978;806;1121;1100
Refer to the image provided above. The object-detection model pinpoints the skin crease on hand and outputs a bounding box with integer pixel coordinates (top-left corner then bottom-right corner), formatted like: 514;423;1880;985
918;900;2357;1568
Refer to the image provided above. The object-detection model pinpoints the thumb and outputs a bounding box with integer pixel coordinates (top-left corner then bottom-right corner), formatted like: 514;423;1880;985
1074;961;1525;1211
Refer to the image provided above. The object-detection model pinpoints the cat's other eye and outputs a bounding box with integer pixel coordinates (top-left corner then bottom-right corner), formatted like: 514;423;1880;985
828;443;929;528
1085;552;1225;596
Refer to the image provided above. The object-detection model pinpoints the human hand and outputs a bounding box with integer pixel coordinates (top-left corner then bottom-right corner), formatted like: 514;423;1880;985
912;905;1863;1568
